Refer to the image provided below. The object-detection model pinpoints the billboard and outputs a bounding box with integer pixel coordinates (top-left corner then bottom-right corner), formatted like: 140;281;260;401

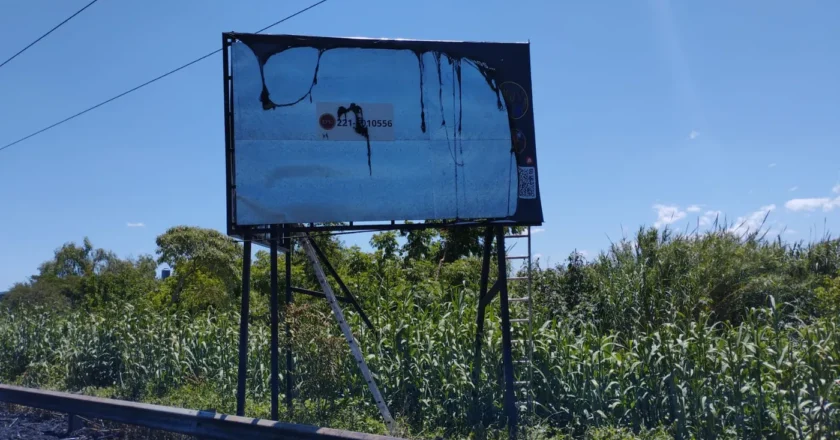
224;32;542;231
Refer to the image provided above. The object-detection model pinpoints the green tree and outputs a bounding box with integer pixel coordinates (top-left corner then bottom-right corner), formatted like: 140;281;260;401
82;254;158;308
0;280;70;311
400;226;439;262
2;238;157;310
155;226;242;305
370;231;399;261
38;237;111;306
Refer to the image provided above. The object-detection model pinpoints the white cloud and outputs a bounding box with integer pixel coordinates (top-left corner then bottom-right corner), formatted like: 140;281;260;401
653;204;687;228
785;197;839;212
688;130;699;140
531;228;546;234
126;222;146;228
729;205;776;235
785;184;840;212
686;205;702;213
533;253;543;260
699;210;722;227
785;229;798;235
789;186;798;192
768;163;777;168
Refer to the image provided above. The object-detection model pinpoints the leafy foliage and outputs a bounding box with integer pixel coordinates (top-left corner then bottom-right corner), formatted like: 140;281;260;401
155;226;242;304
2;225;840;439
3;238;157;310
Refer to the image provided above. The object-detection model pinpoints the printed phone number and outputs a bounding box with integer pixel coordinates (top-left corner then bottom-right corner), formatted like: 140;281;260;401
337;119;393;128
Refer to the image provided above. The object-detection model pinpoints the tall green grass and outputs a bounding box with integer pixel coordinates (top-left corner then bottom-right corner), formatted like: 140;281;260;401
2;227;839;439
2;299;839;438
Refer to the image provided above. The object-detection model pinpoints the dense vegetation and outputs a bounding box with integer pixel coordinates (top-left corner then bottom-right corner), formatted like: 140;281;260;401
1;224;839;439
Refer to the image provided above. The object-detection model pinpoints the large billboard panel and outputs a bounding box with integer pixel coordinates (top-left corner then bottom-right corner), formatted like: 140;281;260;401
224;33;542;229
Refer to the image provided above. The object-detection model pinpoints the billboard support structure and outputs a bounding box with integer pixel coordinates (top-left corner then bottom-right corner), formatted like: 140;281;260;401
470;227;494;424
270;226;280;420
308;236;375;332
235;234;251;417
232;226;523;437
495;228;518;437
224;31;540;438
283;225;294;414
300;235;398;435
469;227;519;435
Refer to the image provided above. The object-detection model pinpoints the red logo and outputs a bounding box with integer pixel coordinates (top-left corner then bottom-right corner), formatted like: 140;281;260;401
319;113;336;130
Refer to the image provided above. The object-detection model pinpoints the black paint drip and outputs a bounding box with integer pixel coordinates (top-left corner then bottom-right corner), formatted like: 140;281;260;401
237;36;511;183
452;61;463;160
465;59;503;110
415;51;427;133
337;103;372;176
260;49;325;110
451;59;460;217
435;52;445;127
433;53;461;168
455;60;462;134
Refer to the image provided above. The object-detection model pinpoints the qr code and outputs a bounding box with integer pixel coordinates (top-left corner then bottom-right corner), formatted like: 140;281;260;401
518;166;537;199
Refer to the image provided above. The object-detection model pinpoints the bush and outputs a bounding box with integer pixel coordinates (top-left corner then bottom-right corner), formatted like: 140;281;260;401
2;228;840;439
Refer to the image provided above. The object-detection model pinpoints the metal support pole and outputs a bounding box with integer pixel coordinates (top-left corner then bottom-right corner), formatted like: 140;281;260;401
270;227;279;420
496;227;517;438
236;237;251;417
470;226;494;425
284;226;294;413
67;413;83;435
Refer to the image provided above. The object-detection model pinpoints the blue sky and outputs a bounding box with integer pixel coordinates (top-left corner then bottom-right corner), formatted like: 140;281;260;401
1;0;839;289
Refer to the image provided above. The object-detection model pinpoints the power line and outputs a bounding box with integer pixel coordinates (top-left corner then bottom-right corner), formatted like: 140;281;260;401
0;0;101;70
0;0;329;154
253;0;328;34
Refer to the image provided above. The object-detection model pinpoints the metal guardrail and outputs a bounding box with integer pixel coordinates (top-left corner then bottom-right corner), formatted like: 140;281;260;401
0;384;402;440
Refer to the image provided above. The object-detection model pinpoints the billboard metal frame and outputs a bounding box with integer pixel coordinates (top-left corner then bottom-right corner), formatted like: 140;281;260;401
222;32;542;239
224;32;534;438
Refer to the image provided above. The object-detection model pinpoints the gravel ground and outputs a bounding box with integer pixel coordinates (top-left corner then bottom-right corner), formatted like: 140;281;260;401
0;405;191;440
0;408;82;439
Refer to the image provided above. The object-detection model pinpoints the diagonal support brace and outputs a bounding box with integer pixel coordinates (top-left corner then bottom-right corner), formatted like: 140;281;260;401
306;235;375;331
291;286;353;303
299;236;397;435
471;227;494;425
479;280;502;308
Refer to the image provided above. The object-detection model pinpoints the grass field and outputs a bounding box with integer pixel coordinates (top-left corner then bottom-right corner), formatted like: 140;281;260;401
1;226;839;439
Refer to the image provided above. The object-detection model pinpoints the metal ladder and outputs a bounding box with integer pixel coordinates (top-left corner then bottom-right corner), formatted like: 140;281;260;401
504;226;534;414
298;236;397;435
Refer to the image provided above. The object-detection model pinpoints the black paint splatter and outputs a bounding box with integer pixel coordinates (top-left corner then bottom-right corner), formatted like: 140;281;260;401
237;35;511;182
337;103;372;176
